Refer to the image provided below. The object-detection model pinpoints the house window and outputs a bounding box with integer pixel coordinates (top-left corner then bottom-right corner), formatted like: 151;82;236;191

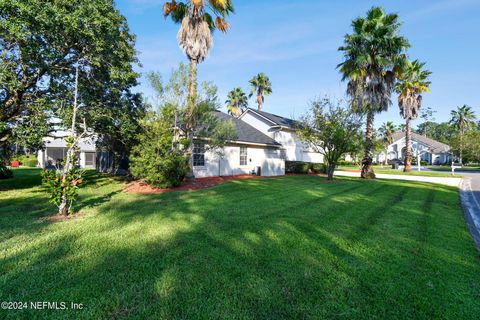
85;152;95;167
240;147;247;166
193;143;205;167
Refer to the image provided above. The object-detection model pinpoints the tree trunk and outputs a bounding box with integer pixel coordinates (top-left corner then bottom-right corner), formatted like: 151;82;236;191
361;111;376;179
384;147;388;167
185;58;198;180
404;118;412;172
327;164;335;181
58;65;79;216
257;89;263;111
460;124;464;165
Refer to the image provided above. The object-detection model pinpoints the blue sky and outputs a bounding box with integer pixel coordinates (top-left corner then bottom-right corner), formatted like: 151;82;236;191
116;0;480;128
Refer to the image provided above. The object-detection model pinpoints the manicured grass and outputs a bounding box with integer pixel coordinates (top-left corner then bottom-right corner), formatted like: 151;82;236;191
336;165;462;177
427;165;480;173
1;169;479;319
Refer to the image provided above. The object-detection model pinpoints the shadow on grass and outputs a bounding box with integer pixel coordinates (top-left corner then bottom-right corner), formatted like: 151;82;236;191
1;176;479;319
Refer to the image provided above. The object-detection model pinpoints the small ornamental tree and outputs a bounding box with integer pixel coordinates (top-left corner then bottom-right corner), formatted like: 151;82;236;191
298;97;363;181
41;66;87;216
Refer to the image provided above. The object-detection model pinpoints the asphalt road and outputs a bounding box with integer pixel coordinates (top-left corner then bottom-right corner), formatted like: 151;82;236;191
459;172;480;249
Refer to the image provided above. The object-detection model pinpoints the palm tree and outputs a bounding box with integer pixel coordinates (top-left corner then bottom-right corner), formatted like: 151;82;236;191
338;6;409;179
249;73;272;111
450;105;476;164
396;59;432;172
378;121;398;166
163;0;234;178
226;88;248;117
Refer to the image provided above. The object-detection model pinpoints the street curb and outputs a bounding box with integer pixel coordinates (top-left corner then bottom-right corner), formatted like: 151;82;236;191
459;178;480;251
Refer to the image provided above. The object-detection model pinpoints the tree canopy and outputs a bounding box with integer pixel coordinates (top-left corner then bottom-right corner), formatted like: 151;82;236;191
0;0;140;152
298;97;363;181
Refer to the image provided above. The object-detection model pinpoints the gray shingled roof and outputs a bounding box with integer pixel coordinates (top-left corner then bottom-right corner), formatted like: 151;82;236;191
245;108;302;130
392;131;451;153
214;111;281;147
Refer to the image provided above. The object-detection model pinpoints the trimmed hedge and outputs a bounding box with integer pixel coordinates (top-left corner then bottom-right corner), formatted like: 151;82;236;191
25;159;37;167
285;161;326;174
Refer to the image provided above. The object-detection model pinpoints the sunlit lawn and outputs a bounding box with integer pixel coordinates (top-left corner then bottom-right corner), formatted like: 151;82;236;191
336;165;462;177
1;169;479;319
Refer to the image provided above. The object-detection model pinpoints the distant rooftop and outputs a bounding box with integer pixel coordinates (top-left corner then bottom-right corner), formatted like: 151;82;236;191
392;131;451;153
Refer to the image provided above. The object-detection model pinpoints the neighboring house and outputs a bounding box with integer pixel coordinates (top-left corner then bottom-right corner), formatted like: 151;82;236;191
193;111;285;177
37;130;97;169
376;131;452;165
238;108;324;164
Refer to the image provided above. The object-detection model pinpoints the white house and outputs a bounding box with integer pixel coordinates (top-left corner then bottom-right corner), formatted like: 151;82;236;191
376;131;452;165
238;108;324;164
193;111;285;177
37;130;97;169
192;109;324;178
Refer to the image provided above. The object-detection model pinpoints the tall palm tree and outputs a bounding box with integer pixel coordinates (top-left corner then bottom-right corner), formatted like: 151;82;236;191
338;6;409;179
378;121;398;166
396;59;432;172
249;73;272;111
226;87;248;117
450;105;476;164
164;0;234;178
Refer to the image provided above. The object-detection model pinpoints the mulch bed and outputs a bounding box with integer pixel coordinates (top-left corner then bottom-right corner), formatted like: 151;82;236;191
124;175;262;194
124;173;334;194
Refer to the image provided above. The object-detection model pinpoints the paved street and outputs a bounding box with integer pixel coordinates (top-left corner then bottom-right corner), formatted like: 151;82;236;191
459;172;480;249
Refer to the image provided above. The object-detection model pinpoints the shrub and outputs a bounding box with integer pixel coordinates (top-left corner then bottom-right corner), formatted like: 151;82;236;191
285;161;326;174
42;166;83;212
129;108;189;188
311;163;327;174
337;160;356;166
131;150;187;188
420;160;428;166
26;159;37;167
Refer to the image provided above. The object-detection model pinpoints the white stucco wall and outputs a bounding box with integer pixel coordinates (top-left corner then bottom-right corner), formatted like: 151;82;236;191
240;113;273;136
240;112;324;164
193;144;285;178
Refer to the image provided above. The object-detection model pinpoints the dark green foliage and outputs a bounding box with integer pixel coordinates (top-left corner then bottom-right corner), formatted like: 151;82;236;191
41;166;83;212
285;161;326;174
0;0;140;153
130;106;188;188
0;162;13;179
298;97;364;180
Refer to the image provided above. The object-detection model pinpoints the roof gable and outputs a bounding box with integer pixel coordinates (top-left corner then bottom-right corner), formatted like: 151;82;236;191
240;108;301;130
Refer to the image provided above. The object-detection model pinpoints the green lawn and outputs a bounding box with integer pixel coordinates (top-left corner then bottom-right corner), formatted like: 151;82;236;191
427;165;480;173
1;169;479;319
336;165;462;177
